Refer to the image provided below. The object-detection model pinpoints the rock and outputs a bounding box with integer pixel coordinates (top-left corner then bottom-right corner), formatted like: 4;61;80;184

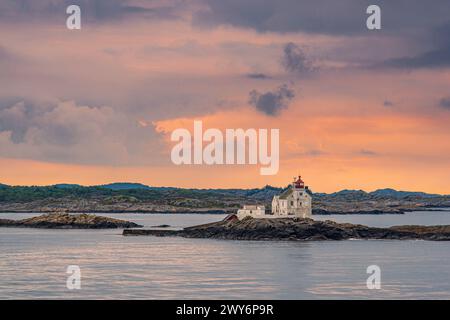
0;213;142;229
123;216;450;241
0;218;16;226
123;229;178;236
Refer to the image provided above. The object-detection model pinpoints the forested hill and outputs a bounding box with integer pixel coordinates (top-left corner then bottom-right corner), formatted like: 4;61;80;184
0;183;449;214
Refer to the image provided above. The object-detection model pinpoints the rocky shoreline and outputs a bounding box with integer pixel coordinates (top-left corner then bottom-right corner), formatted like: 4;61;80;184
0;209;231;214
1;207;445;215
123;217;450;241
0;213;142;229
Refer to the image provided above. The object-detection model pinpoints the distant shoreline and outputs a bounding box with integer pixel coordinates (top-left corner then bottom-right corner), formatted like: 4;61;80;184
1;184;450;216
1;207;449;215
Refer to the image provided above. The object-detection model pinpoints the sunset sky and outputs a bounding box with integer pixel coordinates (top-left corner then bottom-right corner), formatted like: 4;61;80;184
1;0;450;193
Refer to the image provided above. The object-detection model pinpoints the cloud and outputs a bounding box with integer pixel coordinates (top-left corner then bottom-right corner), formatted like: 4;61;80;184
194;0;450;36
281;42;316;75
288;149;327;158
193;0;368;35
378;22;450;70
381;45;450;69
0;0;180;23
383;100;394;107
0;100;53;143
194;1;450;72
245;73;271;79
0;99;166;165
0;46;11;61
359;149;378;156
248;84;295;116
0;45;20;64
440;97;450;109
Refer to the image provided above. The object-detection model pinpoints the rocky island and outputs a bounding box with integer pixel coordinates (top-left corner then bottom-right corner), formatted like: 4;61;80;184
0;213;142;229
123;216;450;241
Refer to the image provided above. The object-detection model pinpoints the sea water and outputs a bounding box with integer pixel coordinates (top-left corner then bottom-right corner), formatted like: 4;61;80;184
1;211;450;299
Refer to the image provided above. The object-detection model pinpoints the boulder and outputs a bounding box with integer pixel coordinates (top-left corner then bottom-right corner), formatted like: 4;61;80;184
0;213;142;229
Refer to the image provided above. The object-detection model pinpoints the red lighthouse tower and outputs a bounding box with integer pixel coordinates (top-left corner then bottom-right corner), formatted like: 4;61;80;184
293;175;305;189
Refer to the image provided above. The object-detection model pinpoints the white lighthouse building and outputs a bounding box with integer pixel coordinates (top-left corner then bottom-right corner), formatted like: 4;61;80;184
236;176;312;220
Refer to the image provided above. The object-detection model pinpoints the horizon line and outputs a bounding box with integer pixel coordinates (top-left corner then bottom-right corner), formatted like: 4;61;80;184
0;181;446;196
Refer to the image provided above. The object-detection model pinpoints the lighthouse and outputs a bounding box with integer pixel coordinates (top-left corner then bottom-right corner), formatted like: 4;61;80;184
271;176;312;218
236;176;313;220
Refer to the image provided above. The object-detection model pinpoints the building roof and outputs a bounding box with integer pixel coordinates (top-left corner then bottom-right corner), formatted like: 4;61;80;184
279;187;293;199
242;205;265;210
278;186;312;199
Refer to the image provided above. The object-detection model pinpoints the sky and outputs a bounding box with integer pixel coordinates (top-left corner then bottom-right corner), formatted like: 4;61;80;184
1;0;450;193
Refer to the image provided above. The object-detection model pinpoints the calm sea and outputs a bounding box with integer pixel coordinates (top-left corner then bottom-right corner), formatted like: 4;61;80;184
1;211;450;299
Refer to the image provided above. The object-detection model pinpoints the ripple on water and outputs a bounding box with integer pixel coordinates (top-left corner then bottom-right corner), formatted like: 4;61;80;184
1;212;450;299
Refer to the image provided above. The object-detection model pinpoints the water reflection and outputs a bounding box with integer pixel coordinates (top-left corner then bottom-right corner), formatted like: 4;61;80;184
0;212;450;299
